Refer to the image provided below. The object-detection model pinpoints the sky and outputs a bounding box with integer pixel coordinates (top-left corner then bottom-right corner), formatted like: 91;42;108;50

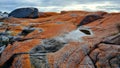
0;0;120;13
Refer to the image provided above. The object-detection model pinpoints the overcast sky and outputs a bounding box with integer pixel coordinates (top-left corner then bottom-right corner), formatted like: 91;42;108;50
0;0;120;13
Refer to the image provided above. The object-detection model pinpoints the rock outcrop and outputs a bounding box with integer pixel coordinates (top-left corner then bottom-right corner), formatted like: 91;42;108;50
38;12;60;18
0;11;8;20
0;10;120;68
9;8;39;18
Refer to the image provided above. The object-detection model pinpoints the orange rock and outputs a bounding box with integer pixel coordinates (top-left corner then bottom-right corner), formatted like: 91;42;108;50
0;39;41;67
38;12;60;18
11;54;31;68
0;10;120;68
25;22;76;39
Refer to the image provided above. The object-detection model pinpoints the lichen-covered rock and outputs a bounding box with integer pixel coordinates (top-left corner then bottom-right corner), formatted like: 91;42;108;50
38;12;60;18
0;10;120;68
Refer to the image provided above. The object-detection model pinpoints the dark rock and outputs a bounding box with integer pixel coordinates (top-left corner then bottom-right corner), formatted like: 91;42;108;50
42;39;67;52
19;27;35;36
102;33;120;45
30;38;67;53
0;36;9;47
78;14;102;26
30;45;45;53
0;31;22;46
8;36;23;44
9;7;39;18
29;38;67;68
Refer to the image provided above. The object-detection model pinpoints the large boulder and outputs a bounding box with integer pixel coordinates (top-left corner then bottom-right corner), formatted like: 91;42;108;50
9;7;39;18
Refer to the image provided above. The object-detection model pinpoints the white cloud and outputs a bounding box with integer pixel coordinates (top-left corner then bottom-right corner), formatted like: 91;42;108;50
34;1;120;12
0;0;120;12
37;1;117;12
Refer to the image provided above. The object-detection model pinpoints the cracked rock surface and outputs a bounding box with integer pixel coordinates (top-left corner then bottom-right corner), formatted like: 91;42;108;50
0;10;120;68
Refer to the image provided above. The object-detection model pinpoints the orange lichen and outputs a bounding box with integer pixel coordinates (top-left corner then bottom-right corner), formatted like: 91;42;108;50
0;10;120;68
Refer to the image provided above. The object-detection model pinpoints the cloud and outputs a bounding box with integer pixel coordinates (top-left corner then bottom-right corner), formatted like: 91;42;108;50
0;0;120;13
38;1;120;12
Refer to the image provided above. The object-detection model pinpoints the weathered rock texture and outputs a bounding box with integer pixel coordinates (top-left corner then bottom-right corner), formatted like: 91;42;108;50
0;11;8;21
0;10;120;68
9;7;39;18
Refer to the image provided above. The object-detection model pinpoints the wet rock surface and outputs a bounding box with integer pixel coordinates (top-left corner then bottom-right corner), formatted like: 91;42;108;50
0;10;120;68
